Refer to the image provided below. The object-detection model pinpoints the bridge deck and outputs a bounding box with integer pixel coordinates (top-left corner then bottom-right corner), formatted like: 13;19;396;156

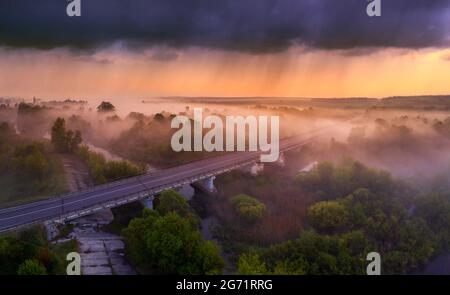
0;134;321;232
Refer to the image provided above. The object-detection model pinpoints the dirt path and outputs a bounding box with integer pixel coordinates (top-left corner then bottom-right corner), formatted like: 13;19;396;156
58;154;93;192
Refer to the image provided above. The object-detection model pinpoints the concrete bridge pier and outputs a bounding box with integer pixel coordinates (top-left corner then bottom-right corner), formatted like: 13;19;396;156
202;176;217;193
192;176;217;195
141;195;155;209
250;162;264;176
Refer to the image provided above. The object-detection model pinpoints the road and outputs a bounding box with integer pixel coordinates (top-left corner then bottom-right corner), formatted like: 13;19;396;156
0;132;323;232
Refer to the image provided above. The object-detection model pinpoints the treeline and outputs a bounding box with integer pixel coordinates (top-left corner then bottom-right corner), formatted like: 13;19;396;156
340;114;450;181
122;190;223;274
16;103;56;138
0;225;77;275
111;112;222;168
237;160;450;274
433;116;450;138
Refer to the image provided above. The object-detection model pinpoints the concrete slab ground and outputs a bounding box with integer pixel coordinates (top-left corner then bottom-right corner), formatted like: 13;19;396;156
50;210;136;275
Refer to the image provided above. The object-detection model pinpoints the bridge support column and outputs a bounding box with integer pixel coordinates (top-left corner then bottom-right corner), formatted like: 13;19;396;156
250;162;264;176
194;176;217;194
204;176;216;193
142;195;154;209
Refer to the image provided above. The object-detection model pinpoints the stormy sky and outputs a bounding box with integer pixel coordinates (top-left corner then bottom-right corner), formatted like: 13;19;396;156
1;0;449;53
1;0;450;99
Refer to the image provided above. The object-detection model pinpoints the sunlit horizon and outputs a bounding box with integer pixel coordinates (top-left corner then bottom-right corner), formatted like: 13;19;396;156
1;45;450;100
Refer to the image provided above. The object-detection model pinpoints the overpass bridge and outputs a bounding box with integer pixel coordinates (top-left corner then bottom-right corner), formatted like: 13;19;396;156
0;132;326;232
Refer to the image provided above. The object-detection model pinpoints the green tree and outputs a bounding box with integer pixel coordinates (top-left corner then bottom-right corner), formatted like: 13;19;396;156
237;253;268;275
0;237;31;275
416;193;450;249
122;209;160;266
261;230;367;275
123;210;223;274
383;251;409;275
308;200;349;232
230;194;267;222
51;118;82;152
13;143;49;181
157;189;194;220
296;160;394;200
272;260;307;275
144;213;222;274
17;259;47;275
103;161;142;181
0;226;71;275
51;117;67;151
198;241;225;275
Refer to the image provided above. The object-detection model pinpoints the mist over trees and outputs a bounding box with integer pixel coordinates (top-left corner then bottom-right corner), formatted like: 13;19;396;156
110;112;213;167
235;160;450;275
76;146;144;184
0;122;67;204
13;142;49;182
51;117;82;153
1;96;450;275
97;101;116;113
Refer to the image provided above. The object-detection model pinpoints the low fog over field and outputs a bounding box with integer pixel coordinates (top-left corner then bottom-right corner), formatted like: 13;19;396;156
2;96;449;184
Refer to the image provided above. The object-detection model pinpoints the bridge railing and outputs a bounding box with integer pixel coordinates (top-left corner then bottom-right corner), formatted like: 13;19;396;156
51;154;262;224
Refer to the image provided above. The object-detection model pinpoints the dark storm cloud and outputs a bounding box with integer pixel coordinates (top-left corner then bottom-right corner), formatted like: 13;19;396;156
0;0;449;53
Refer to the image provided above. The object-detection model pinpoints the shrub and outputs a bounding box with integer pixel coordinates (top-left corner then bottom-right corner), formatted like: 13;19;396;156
17;259;47;275
230;194;267;222
123;210;223;274
308;201;349;232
